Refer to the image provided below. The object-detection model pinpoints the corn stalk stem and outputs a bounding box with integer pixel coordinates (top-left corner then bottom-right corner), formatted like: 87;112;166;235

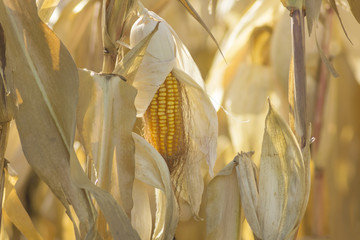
289;8;307;149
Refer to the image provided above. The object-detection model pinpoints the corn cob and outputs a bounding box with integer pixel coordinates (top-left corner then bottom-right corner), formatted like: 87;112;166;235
144;72;187;173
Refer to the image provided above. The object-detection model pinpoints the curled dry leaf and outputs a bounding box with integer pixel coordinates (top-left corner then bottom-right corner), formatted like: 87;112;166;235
206;159;241;240
133;133;178;240
237;102;311;240
0;0;95;236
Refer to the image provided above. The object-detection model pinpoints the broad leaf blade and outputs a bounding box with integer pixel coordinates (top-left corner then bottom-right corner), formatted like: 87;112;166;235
0;0;94;236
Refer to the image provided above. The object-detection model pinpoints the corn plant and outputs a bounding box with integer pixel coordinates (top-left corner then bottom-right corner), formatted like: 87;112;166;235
1;0;360;240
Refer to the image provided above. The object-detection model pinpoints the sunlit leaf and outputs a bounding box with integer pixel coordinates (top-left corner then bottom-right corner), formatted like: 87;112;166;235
70;150;140;240
36;0;60;22
131;179;152;240
206;159;241;240
133;133;178;240
0;0;94;237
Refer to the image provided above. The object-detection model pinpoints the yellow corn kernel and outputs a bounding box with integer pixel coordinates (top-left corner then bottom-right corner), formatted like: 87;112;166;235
143;72;187;173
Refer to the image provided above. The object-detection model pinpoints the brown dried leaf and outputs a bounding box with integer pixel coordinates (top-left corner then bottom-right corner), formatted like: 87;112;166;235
347;0;360;24
113;22;160;84
206;159;241;240
0;0;94;236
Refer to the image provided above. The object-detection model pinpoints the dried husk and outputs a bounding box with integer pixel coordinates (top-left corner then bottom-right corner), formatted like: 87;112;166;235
237;103;310;240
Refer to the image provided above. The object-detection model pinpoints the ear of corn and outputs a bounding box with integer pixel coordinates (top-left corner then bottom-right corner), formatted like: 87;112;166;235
143;72;187;174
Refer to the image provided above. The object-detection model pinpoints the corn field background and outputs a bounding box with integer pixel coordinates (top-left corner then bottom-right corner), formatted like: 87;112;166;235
0;0;359;239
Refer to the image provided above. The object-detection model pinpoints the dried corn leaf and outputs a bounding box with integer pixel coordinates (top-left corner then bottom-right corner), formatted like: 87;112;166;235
36;0;60;22
133;133;178;240
347;0;360;24
76;69;136;217
70;150;140;240
206;160;241;240
3;168;43;240
236;152;261;238
131;179;152;240
0;0;94;236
